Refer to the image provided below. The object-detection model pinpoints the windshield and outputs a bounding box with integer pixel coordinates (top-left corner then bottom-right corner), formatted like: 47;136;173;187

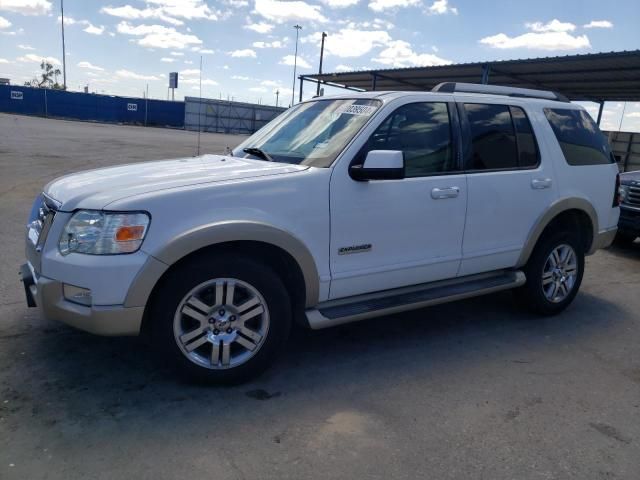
233;98;381;167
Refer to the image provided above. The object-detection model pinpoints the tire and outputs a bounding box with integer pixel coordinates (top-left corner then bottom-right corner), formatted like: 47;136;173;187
149;252;292;384
614;231;637;246
514;230;585;315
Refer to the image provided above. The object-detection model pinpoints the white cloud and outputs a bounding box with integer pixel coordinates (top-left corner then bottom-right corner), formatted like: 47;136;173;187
229;48;256;58
170;51;184;56
103;0;218;26
584;20;613;29
146;0;218;21
0;58;9;63
302;28;391;58
249;86;268;92
18;53;60;65
525;19;575;33
0;15;10;28
77;61;104;71
0;0;51;15
427;0;457;15
244;20;273;33
84;23;105;35
253;0;327;23
180;68;201;75
182;77;218;85
17;43;34;50
320;0;359;7
198;48;214;54
116;21;202;49
232;75;250;80
160;57;175;62
280;54;311;68
100;5;185;26
115;69;159;81
372;40;452;67
252;40;283;48
368;0;419;13
261;79;282;87
479;31;590;50
334;64;354;72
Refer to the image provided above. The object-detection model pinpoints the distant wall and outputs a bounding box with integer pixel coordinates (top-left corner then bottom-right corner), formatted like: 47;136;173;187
0;85;185;128
605;130;640;172
185;97;286;135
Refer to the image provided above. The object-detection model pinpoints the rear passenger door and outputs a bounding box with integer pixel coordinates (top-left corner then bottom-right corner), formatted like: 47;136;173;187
457;102;557;276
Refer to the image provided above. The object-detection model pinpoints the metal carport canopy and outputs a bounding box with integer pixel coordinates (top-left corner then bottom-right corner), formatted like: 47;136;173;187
304;50;640;103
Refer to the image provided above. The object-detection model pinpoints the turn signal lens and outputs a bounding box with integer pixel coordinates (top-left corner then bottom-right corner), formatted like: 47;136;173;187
115;225;146;242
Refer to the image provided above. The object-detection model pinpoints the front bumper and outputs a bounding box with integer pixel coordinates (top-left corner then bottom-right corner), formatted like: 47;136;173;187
619;205;640;236
20;263;144;336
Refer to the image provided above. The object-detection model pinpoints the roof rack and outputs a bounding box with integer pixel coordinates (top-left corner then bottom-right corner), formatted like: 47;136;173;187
432;82;570;103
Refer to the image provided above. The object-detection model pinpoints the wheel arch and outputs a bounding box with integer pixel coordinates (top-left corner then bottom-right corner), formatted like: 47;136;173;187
516;198;598;268
124;221;320;314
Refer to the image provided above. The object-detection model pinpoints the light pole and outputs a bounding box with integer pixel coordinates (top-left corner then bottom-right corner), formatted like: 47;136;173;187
316;32;327;96
290;24;302;107
275;89;280;107
60;0;67;90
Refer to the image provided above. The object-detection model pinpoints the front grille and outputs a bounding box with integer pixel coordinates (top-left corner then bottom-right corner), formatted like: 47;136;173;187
627;185;640;206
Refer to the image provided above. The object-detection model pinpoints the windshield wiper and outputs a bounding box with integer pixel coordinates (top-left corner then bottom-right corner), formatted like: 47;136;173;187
243;147;274;162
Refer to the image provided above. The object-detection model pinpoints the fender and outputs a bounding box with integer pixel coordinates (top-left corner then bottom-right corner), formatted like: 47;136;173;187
125;221;320;309
516;197;598;268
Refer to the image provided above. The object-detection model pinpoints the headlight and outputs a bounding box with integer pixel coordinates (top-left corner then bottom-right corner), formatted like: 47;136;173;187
619;185;629;203
59;210;150;255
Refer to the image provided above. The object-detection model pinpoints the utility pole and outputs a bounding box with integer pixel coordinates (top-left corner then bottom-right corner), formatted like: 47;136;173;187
291;24;302;107
275;89;280;107
60;0;67;90
316;32;327;96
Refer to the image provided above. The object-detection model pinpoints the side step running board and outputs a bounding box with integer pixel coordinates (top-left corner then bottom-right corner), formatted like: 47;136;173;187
306;270;526;330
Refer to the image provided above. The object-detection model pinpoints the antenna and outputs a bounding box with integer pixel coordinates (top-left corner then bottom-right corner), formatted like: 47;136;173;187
197;55;202;157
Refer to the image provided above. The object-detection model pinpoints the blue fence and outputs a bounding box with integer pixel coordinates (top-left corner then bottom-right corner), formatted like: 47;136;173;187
0;85;185;128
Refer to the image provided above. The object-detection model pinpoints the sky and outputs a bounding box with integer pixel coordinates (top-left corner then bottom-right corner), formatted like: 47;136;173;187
0;0;639;130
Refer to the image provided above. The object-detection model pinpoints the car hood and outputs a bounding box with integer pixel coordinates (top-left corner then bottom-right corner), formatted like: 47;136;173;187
45;154;308;211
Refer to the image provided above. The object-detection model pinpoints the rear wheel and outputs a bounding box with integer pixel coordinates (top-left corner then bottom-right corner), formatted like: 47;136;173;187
150;253;292;384
515;230;585;315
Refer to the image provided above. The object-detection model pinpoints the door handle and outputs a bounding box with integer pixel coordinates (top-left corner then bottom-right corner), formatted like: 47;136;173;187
431;186;460;199
531;178;552;189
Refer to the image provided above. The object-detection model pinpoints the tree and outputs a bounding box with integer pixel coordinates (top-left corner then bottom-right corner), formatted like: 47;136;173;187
24;61;64;89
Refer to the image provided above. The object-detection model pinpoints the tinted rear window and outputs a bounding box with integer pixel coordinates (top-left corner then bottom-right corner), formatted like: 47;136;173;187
544;108;613;166
464;103;518;170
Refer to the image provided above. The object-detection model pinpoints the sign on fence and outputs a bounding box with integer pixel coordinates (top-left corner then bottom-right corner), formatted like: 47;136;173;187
11;91;23;100
127;103;138;111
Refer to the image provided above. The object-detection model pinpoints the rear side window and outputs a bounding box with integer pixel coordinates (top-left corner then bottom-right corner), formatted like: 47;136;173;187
464;103;517;170
463;103;539;171
544;108;614;166
510;106;539;167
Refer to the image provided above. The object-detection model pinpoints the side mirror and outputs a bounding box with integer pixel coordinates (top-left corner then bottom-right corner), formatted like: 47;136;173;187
349;150;405;181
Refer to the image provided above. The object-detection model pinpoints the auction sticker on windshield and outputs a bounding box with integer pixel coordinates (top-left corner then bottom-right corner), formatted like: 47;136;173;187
336;104;378;116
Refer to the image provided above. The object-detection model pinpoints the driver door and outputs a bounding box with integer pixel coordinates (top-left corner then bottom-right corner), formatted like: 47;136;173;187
329;100;468;300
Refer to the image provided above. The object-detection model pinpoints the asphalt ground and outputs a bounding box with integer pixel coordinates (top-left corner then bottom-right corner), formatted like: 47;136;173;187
0;113;639;480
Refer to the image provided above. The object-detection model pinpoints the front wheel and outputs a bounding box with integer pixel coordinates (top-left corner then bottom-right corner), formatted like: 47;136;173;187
515;231;585;315
150;253;292;384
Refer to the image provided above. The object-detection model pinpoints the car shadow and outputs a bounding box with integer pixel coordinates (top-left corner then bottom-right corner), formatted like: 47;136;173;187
2;288;625;439
605;241;640;261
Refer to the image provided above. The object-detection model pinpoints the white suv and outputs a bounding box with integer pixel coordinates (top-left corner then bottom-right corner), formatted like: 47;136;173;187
21;83;620;383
